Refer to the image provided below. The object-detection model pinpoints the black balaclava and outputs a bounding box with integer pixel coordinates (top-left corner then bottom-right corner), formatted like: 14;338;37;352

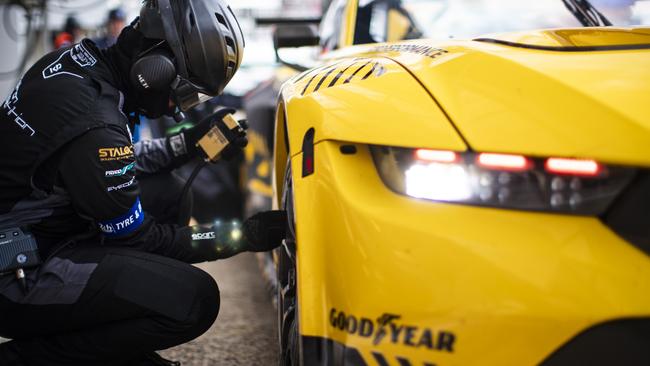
103;20;173;119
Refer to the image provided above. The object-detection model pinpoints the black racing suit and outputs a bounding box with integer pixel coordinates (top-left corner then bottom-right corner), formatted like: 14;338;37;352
0;39;224;365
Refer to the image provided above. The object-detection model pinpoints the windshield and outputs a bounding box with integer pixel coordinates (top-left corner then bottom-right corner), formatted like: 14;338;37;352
354;0;650;44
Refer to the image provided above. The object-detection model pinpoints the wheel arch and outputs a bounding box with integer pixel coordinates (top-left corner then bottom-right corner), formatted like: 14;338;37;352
272;98;290;210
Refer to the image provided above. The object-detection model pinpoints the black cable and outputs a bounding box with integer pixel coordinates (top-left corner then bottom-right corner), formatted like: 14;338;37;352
177;160;208;223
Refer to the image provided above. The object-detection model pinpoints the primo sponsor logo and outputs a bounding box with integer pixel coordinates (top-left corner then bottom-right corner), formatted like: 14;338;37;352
105;162;135;177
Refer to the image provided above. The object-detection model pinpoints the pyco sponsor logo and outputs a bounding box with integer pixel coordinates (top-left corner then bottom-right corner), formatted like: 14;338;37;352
192;232;216;241
99;146;134;161
329;308;456;353
107;176;135;192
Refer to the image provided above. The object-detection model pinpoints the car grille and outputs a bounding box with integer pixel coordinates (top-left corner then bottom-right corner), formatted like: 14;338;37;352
602;170;650;256
540;318;650;365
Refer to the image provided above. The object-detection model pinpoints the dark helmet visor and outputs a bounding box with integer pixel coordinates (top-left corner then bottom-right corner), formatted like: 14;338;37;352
171;76;216;111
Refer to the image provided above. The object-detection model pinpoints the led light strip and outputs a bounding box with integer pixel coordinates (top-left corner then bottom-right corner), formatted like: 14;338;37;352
545;158;601;176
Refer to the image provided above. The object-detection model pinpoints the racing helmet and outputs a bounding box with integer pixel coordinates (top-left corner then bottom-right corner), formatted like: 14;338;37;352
138;0;245;112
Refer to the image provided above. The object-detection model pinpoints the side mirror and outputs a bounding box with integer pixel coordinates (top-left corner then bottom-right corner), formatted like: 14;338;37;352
273;25;320;71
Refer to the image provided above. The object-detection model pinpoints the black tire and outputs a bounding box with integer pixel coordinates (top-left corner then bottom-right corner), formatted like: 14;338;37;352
278;162;300;366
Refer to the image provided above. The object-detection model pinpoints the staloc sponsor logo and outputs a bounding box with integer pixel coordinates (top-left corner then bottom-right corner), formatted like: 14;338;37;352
329;308;456;352
98;146;134;161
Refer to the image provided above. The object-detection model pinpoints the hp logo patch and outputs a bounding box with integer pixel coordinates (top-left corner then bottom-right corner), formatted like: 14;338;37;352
16;254;27;264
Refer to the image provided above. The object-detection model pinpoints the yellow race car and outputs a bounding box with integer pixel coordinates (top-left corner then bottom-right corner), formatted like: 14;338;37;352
271;0;650;365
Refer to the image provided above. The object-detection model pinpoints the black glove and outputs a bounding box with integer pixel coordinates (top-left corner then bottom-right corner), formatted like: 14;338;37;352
242;210;287;252
189;210;287;261
166;107;236;159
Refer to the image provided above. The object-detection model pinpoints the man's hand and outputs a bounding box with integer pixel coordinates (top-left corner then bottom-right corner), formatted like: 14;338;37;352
168;107;248;160
189;210;287;261
182;108;236;157
242;210;287;252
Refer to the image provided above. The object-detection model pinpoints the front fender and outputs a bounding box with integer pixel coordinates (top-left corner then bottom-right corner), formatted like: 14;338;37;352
278;56;467;158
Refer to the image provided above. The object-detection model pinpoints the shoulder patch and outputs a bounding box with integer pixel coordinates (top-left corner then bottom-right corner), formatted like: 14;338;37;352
42;43;97;80
42;50;83;80
70;43;97;68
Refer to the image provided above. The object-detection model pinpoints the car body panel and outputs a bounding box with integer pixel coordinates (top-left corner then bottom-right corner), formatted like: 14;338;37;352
308;28;650;165
480;27;650;48
270;2;650;364
281;57;467;157
342;0;358;47
289;140;650;365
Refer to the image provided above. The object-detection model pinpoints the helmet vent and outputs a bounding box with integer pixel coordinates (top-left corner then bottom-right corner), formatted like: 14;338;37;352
215;12;227;27
225;36;235;51
189;13;195;27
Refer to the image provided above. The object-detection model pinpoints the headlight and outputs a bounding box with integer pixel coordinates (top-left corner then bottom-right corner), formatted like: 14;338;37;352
370;146;636;215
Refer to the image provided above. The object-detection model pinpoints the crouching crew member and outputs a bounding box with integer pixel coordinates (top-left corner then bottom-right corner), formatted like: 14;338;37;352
0;0;285;364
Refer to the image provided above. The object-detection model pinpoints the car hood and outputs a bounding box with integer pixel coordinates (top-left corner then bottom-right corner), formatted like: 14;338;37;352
344;28;650;166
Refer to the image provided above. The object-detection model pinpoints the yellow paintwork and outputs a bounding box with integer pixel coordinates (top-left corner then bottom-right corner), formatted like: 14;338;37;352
380;39;650;166
295;29;650;166
482;27;650;48
281;57;465;154
287;141;650;365
340;0;358;48
272;2;650;363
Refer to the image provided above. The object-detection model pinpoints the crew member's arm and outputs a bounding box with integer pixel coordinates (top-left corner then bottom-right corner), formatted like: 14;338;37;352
133;107;236;175
133;137;189;175
58;125;284;263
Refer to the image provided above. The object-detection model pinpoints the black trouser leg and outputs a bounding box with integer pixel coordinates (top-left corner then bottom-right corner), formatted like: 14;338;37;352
0;247;219;365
